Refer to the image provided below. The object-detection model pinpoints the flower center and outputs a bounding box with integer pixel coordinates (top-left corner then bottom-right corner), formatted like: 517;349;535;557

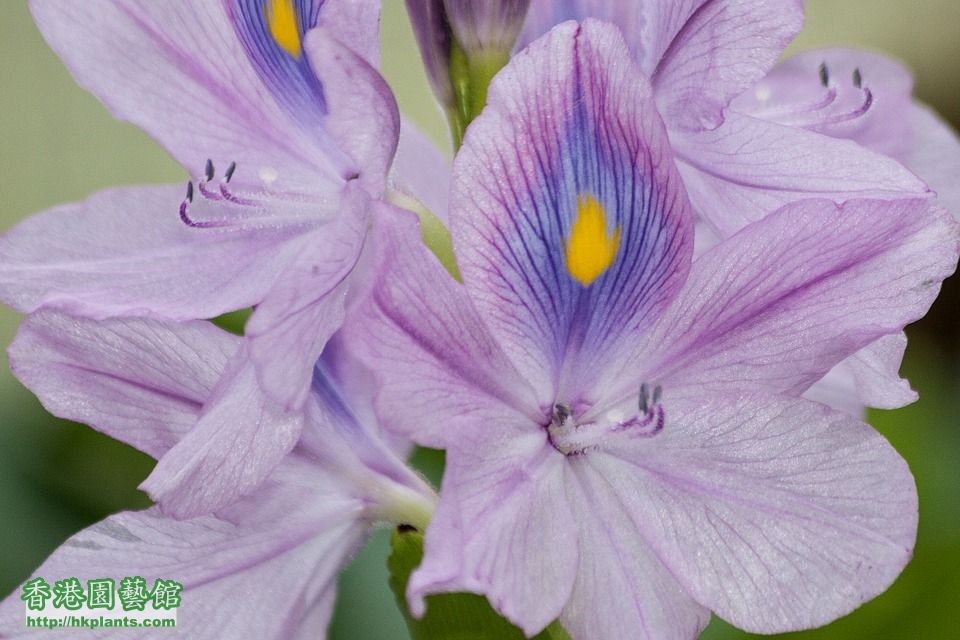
547;384;664;456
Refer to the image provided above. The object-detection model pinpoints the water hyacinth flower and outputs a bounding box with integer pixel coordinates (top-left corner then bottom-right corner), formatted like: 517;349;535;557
734;47;960;217
735;48;960;414
346;21;959;639
519;0;940;235
0;311;435;639
413;0;960;419
0;0;447;518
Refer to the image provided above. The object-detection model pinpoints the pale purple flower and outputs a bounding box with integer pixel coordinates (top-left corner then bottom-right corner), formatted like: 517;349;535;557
344;21;959;638
0;0;445;518
520;1;936;235
430;0;960;419
738;48;960;415
734;47;960;221
0;310;434;639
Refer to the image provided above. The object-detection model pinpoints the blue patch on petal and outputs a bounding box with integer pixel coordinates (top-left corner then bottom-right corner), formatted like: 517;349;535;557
229;0;328;127
310;358;361;433
308;356;419;488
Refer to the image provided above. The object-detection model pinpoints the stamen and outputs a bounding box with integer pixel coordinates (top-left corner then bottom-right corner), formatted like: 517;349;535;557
179;202;201;228
216;161;256;204
747;87;838;123
638;383;662;414
178;159;328;231
197;180;222;200
815;87;874;126
219;183;256;205
612;405;665;439
548;387;665;457
180;180;229;229
179;161;245;229
740;62;871;132
179;203;214;228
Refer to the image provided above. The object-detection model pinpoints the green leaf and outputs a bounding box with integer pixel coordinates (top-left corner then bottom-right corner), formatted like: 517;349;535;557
388;527;571;640
211;308;252;335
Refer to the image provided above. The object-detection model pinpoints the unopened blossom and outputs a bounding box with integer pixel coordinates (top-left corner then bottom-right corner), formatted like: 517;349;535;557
0;0;445;518
346;21;959;639
406;0;532;144
407;0;532;106
0;311;435;639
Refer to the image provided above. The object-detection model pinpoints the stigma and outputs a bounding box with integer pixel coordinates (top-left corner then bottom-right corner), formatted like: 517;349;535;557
564;193;621;286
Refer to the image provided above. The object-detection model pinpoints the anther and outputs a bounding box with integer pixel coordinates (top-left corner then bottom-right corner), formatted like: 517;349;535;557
185;181;194;203
818;62;829;87
638;383;662;414
205;159;215;182
224;161;237;183
852;68;863;89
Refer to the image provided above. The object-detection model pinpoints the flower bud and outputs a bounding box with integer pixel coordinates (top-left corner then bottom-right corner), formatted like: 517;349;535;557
405;0;531;147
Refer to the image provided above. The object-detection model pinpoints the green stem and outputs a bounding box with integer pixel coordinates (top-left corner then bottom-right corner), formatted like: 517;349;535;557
447;41;511;150
371;482;435;532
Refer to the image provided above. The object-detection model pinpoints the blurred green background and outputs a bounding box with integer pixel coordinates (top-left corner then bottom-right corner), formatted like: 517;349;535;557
1;2;958;638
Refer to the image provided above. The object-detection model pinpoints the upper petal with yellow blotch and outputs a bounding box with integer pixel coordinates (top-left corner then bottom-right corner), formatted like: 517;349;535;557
451;20;694;401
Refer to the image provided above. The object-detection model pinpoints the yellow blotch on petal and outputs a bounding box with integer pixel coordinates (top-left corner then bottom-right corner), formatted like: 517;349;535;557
564;194;621;287
267;0;302;59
